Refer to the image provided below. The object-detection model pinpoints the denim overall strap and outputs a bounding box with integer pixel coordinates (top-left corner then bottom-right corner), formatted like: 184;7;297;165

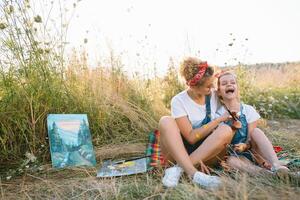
202;95;212;124
228;104;254;161
183;95;211;154
192;95;211;129
231;104;248;144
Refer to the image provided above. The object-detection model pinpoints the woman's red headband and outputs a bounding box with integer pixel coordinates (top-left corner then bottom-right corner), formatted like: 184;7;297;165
186;62;208;86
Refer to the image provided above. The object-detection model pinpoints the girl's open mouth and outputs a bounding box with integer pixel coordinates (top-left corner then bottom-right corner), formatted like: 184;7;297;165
225;88;235;94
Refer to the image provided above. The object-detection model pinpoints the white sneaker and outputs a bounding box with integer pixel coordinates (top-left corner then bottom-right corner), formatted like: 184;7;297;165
192;171;221;189
162;165;183;188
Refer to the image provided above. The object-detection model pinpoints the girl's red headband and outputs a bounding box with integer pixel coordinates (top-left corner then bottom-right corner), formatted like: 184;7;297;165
186;62;208;86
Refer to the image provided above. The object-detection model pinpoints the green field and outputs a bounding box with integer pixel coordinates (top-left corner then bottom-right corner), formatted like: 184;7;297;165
1;1;300;199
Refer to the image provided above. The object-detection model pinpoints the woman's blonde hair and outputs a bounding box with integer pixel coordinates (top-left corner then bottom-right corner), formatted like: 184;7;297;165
179;57;214;86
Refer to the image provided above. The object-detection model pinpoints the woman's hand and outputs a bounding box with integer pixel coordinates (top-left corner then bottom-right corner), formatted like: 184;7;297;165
198;160;211;174
217;113;231;123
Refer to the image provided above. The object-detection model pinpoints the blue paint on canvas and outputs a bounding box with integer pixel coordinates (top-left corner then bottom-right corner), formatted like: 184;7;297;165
47;114;96;168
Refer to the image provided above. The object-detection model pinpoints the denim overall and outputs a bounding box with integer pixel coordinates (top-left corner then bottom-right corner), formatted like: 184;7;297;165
227;104;253;161
182;95;211;155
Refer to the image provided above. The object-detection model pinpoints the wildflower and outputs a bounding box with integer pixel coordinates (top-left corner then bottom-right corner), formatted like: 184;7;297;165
284;96;289;100
25;152;37;162
0;23;7;30
34;15;42;23
268;96;275;101
5;5;14;14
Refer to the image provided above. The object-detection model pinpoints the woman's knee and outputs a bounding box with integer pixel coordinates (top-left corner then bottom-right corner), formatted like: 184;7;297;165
214;124;234;141
158;116;178;133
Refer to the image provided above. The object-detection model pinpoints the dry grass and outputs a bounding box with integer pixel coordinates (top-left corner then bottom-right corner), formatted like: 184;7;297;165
1;120;300;200
1;166;300;200
248;63;300;89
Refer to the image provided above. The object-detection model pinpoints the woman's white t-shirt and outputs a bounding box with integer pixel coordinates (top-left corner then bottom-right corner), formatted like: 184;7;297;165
171;89;220;128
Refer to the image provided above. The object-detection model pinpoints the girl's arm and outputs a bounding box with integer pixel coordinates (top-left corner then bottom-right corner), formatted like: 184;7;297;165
175;113;230;145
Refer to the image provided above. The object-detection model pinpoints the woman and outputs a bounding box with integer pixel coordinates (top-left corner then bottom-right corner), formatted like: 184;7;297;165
158;57;233;188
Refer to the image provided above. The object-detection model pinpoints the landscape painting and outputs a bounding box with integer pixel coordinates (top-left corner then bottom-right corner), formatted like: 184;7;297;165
47;114;96;168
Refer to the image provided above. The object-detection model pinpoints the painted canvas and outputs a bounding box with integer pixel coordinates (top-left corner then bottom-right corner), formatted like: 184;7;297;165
47;114;96;168
97;157;148;177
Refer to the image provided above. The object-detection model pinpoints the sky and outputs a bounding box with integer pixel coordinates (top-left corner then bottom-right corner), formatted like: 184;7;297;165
53;0;300;76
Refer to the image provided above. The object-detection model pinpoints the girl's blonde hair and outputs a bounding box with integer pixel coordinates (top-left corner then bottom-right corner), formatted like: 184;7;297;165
179;57;214;86
217;71;237;87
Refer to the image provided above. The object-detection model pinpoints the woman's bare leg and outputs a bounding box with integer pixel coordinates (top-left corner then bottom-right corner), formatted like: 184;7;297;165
159;116;197;176
190;124;234;165
159;117;234;175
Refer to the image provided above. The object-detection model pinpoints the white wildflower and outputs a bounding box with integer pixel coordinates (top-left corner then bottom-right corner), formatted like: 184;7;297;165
25;152;37;162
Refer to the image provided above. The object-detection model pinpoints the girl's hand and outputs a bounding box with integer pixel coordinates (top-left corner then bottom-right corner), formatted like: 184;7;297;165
233;143;248;152
232;120;242;129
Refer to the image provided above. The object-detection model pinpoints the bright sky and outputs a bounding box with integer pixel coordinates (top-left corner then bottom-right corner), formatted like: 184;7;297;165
63;0;300;76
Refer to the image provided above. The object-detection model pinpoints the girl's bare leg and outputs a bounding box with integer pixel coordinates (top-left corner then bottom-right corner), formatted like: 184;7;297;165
250;128;288;170
159;116;198;176
226;156;266;174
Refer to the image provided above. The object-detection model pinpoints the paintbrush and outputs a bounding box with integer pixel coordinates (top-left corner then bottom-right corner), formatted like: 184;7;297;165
113;155;151;164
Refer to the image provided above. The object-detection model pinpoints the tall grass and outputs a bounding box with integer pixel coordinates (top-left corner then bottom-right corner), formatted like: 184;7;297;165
236;64;300;119
0;0;299;166
0;1;158;163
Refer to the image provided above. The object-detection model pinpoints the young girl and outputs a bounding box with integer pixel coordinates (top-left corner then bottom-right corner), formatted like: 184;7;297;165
216;71;289;174
159;57;233;188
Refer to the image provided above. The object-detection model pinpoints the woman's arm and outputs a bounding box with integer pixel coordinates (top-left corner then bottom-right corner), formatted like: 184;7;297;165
175;114;230;145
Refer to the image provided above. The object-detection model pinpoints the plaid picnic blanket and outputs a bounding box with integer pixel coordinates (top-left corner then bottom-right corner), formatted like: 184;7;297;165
145;132;300;171
145;130;167;169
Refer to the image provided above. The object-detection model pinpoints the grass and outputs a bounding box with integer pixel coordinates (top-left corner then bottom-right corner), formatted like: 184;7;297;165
1;120;300;199
0;1;300;199
1;163;300;199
